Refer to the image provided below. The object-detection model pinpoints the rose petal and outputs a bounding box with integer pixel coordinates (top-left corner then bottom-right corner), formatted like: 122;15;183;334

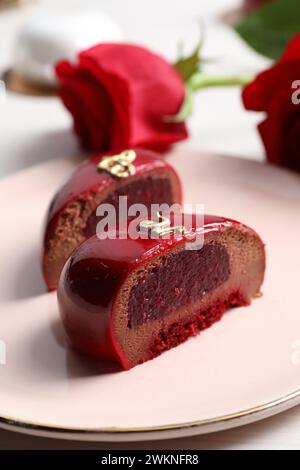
56;61;113;150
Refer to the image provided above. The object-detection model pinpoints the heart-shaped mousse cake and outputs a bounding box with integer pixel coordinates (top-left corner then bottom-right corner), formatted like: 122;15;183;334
42;148;182;290
57;214;265;370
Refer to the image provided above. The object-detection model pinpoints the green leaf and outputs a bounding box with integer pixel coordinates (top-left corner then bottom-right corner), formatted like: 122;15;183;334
175;44;202;82
234;0;300;60
174;22;205;82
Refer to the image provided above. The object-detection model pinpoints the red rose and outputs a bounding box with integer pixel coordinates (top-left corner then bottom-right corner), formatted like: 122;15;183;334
243;0;272;11
56;44;187;152
242;33;300;172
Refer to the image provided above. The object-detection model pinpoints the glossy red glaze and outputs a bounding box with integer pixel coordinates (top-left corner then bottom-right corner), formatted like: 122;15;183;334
42;148;182;290
58;214;238;370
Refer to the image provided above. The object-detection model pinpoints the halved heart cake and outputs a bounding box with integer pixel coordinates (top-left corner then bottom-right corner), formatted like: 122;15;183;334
57;214;265;370
42;148;181;290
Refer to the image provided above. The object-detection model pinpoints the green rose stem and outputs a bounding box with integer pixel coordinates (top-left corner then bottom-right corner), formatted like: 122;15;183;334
188;72;253;90
168;72;253;122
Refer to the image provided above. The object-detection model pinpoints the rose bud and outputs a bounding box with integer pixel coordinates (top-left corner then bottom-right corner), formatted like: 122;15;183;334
242;0;272;11
242;33;300;172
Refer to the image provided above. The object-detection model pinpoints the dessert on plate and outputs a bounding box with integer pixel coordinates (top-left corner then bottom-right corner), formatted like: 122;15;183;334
58;213;265;370
42;148;182;290
5;9;122;95
0;0;26;8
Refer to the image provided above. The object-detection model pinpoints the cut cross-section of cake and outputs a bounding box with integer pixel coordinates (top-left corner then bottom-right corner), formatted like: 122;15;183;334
42;148;182;290
58;214;265;370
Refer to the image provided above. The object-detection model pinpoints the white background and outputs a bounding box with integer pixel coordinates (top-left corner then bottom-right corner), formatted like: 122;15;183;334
1;0;300;449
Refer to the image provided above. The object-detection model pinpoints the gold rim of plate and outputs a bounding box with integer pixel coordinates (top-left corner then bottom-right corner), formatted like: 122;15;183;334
0;388;300;440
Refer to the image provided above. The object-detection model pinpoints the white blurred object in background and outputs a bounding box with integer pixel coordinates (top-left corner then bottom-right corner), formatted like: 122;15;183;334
12;9;123;85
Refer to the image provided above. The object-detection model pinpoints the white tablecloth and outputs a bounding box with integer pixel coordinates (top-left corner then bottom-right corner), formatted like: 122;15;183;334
1;0;299;450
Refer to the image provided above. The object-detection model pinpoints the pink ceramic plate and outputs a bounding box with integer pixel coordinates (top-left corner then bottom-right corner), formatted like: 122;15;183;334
0;150;300;442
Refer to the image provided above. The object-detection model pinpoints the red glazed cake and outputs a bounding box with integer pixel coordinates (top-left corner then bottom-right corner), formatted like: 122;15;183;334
57;214;265;370
42;148;182;290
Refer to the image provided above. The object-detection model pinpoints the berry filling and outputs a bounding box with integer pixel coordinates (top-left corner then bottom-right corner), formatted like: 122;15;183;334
128;244;230;328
